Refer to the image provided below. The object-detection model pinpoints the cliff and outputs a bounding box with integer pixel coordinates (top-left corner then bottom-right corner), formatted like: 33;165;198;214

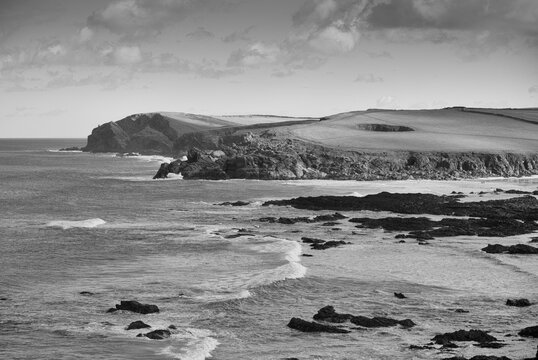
152;107;538;180
154;129;538;180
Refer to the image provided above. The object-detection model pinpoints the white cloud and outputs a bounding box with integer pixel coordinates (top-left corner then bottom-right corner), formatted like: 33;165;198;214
529;85;538;94
227;42;280;67
308;23;359;53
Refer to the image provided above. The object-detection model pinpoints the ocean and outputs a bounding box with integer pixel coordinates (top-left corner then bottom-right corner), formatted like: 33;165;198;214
1;138;537;360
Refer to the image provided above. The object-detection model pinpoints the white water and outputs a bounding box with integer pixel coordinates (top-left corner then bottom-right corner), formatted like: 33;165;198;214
46;218;106;229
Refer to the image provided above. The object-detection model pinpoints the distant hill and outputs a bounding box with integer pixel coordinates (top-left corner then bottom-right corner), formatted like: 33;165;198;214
83;112;315;154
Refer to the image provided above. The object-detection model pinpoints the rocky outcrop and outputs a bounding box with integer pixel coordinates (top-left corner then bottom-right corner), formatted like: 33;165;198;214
312;306;415;328
153;129;538;180
107;300;159;314
126;321;151;330
506;299;531;307
350;216;538;239
263;193;538;222
136;329;171;340
482;244;538;254
432;329;498;345
519;325;538;338
287;317;350;333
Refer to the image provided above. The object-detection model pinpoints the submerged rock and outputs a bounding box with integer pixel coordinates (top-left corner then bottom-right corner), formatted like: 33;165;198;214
287;317;350;333
394;292;407;299
301;237;348;250
111;300;160;314
218;201;250;206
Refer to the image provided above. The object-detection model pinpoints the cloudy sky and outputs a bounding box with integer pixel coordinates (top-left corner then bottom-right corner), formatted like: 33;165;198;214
1;0;537;137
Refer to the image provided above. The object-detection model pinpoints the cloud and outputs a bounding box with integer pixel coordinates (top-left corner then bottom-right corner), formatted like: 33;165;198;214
87;0;234;40
186;27;215;40
227;42;281;67
355;73;383;83
365;50;392;58
222;25;255;43
530;85;538;94
111;45;143;64
289;0;538;56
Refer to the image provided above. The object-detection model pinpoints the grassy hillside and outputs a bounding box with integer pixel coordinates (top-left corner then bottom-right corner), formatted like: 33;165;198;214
276;108;538;153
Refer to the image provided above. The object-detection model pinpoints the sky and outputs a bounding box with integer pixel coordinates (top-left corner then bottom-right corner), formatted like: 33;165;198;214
0;0;537;137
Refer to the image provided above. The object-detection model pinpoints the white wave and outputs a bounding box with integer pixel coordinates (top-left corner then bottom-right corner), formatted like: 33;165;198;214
347;191;363;197
46;218;106;230
245;238;307;287
191;289;251;302
47;149;83;153
134;155;175;163
99;173;183;182
159;328;219;360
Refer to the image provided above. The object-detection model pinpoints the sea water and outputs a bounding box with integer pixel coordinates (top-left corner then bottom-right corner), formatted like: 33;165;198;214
1;139;537;360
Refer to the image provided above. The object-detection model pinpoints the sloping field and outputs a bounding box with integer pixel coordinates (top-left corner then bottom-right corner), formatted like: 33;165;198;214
213;114;317;126
463;108;538;125
281;108;538;153
158;112;237;132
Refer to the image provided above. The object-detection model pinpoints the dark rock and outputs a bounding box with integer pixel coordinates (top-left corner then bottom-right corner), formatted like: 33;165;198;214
350;216;538;239
530;237;538;243
505;189;531;194
394;292;407;299
432;329;497;344
311;240;347;250
312;305;415;328
321;221;341;226
313;306;354;323
137;329;171;340
519;325;538;338
506;298;531;307
59;146;82;151
454;309;469;313
409;344;435;350
106;308;117;313
218;201;250;206
113;300;160;314
168;325;177;330
259;213;346;225
79;291;94;296
302;254;313;257
153;163;170;179
474;342;506;348
482;244;538;254
126;321;151;330
264;193;538;224
0;297;7;301
287;317;350;333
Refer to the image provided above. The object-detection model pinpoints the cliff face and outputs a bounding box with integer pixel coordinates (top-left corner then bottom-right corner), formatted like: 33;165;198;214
154;130;538;180
84;113;178;154
82;112;237;154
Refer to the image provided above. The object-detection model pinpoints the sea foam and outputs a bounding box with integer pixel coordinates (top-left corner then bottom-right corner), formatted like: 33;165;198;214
46;218;106;230
159;328;219;360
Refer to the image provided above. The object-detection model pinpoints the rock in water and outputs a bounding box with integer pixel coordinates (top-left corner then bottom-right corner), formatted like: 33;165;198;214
519;325;538;338
126;321;151;330
137;329;171;340
394;292;407;299
113;300;159;314
287;317;350;333
506;298;531;307
432;329;497;344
